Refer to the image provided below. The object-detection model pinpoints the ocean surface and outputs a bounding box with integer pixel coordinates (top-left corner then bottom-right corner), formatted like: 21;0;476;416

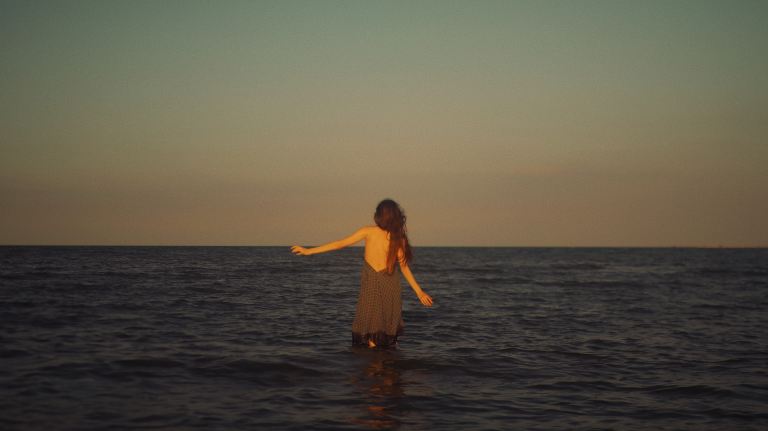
1;246;767;430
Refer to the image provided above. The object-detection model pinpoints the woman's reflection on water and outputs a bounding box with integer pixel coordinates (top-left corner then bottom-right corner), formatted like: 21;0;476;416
348;347;404;429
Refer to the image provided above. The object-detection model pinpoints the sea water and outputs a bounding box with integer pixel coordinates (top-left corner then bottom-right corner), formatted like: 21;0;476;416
1;246;767;430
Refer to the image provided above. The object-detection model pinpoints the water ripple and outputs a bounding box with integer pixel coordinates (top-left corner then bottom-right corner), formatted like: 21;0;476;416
0;246;766;430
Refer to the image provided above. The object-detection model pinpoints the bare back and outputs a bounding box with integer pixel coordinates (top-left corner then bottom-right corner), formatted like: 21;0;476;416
363;226;394;272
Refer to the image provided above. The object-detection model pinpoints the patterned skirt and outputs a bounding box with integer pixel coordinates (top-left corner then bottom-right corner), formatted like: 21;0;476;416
351;259;404;347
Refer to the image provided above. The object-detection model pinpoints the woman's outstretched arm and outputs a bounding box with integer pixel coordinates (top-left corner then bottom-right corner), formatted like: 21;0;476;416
291;227;369;256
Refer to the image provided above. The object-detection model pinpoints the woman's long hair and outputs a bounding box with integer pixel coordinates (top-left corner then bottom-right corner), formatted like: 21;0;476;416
374;199;413;274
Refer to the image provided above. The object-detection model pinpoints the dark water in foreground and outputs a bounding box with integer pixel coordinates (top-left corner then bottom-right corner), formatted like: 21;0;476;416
1;246;767;430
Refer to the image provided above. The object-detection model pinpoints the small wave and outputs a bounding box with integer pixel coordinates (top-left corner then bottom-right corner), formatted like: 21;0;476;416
446;346;480;354
0;348;30;358
548;349;612;362
550;263;605;271
180;358;332;387
696;267;768;277
0;300;39;308
128;414;189;427
113;358;186;369
24;270;61;277
701;408;768;420
453;267;504;275
224;359;319;375
625;306;654;314
646;384;737;399
474;276;514;284
583;337;626;348
527;380;620;392
693;302;731;310
35;361;95;378
389;357;524;380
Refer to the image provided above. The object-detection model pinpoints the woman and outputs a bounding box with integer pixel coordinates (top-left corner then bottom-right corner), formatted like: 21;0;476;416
291;199;433;349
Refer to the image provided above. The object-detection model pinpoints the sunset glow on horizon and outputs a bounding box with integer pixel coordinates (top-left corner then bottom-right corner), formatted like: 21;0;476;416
1;0;766;247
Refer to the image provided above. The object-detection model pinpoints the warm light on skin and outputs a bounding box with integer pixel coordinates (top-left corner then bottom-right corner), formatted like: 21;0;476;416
291;225;434;308
1;1;766;246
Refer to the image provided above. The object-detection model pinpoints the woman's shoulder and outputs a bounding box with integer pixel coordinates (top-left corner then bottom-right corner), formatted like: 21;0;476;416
355;225;378;236
360;225;388;237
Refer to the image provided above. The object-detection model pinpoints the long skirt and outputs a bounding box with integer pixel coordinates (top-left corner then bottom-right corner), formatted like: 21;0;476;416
351;259;404;347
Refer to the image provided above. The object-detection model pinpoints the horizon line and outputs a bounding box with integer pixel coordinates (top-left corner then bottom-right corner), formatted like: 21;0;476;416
1;244;765;249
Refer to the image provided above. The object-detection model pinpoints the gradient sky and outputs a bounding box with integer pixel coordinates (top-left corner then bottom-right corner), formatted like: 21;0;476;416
2;0;766;246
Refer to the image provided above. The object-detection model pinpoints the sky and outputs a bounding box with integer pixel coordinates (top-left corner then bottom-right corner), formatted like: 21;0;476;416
1;0;766;247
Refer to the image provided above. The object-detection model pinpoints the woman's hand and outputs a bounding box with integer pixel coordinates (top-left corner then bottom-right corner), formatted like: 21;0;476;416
291;245;311;256
417;291;433;307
